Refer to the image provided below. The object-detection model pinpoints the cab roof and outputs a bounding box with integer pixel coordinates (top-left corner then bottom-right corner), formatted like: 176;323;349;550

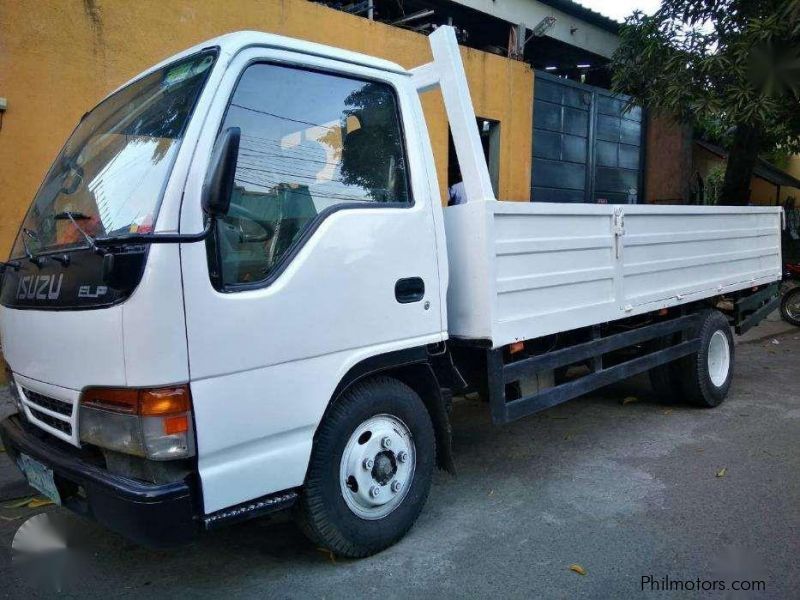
114;30;410;96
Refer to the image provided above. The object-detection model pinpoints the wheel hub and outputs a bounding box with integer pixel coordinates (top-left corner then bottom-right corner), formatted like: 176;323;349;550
707;329;731;387
339;414;416;520
371;451;397;485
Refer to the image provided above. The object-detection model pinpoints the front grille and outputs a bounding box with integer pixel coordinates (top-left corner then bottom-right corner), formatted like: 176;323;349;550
28;407;73;435
22;388;72;416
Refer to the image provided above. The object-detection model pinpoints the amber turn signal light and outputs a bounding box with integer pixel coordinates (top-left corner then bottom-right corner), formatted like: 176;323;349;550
140;387;191;416
82;385;191;416
163;414;190;435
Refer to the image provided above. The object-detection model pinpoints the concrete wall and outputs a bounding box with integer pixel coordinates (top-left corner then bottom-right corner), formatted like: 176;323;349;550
0;0;534;256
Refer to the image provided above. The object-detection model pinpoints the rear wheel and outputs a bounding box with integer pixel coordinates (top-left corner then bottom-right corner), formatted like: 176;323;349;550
648;334;683;403
648;362;683;403
297;376;435;558
678;310;734;408
780;287;800;326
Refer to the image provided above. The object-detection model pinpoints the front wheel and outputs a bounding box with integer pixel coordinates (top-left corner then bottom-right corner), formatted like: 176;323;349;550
781;287;800;326
297;376;435;558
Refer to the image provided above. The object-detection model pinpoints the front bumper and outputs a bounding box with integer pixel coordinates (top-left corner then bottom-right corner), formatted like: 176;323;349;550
0;415;198;547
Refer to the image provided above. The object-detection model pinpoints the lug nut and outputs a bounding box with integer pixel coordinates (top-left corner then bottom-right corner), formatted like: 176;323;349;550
391;480;402;493
382;436;392;449
397;451;408;463
363;458;374;470
369;485;381;498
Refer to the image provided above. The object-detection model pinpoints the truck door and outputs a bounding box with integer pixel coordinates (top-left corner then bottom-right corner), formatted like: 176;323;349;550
178;49;445;514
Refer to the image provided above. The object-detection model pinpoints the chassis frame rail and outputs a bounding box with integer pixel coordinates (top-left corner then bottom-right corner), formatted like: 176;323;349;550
733;283;780;335
485;313;702;424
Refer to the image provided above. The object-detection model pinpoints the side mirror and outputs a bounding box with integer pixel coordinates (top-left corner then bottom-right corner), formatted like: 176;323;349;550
201;127;241;218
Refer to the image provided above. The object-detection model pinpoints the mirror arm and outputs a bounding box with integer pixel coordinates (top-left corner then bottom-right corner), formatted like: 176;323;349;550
94;217;216;248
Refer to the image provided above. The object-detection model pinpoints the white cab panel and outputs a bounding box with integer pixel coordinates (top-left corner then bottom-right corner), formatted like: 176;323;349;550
190;334;437;511
120;244;189;387
0;304;127;390
445;201;782;347
0;245;190;442
179;48;445;513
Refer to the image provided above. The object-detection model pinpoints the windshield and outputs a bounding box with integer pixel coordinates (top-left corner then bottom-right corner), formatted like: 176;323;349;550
9;50;217;259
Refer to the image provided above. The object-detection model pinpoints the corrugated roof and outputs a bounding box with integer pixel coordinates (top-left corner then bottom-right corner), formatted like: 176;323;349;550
536;0;621;34
696;140;800;189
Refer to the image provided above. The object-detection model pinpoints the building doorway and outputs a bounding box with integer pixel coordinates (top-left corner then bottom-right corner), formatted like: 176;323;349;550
447;117;501;199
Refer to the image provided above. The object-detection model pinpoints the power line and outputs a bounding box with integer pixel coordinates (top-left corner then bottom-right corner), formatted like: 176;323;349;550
230;103;339;131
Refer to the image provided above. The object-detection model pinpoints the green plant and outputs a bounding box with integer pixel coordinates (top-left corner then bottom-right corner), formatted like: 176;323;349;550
705;162;727;205
612;0;800;205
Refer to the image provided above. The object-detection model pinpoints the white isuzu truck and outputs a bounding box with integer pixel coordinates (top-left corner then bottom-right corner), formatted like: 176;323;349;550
0;27;783;557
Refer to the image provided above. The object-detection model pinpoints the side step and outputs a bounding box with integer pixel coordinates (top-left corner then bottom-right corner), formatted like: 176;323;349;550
203;489;299;529
486;314;701;424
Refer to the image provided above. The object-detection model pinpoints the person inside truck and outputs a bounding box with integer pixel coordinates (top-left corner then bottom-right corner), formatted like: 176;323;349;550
447;164;467;206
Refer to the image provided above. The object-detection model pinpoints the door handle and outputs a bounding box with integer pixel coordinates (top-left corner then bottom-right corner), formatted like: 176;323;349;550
395;277;425;303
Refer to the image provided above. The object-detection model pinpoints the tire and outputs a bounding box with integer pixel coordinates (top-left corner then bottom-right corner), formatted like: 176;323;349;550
648;334;683;404
648;361;683;403
780;287;800;327
297;376;435;558
678;310;734;408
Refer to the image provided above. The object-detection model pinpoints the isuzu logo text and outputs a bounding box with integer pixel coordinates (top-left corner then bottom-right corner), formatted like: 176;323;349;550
16;274;64;300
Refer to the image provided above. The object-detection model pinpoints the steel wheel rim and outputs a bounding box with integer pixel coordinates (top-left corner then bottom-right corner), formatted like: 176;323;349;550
707;330;730;387
339;413;416;520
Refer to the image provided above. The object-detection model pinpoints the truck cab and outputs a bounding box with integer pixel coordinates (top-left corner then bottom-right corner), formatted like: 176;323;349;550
1;31;450;552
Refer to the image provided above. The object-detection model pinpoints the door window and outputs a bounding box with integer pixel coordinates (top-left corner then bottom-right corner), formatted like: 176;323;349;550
208;64;411;288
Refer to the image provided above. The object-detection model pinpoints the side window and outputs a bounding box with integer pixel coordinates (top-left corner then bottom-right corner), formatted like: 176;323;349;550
208;63;412;288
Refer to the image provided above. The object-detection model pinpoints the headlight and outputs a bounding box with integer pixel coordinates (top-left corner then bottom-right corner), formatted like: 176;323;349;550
79;385;195;460
79;407;145;456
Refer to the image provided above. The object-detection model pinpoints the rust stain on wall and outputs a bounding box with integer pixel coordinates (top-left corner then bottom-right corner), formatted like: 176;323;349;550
83;0;102;29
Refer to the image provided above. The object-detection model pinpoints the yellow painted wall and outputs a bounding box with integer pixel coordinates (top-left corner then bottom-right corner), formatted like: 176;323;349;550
0;0;533;257
693;145;800;206
750;176;779;206
781;155;800;204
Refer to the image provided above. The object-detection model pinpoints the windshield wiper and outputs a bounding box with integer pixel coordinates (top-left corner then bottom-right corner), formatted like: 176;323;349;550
53;211;103;255
0;260;21;273
21;228;45;267
22;227;69;267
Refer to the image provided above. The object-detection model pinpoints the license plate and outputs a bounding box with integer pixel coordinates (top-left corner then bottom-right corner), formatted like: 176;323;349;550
17;453;61;505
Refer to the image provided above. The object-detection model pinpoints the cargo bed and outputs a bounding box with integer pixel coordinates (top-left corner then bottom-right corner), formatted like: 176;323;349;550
444;200;783;347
